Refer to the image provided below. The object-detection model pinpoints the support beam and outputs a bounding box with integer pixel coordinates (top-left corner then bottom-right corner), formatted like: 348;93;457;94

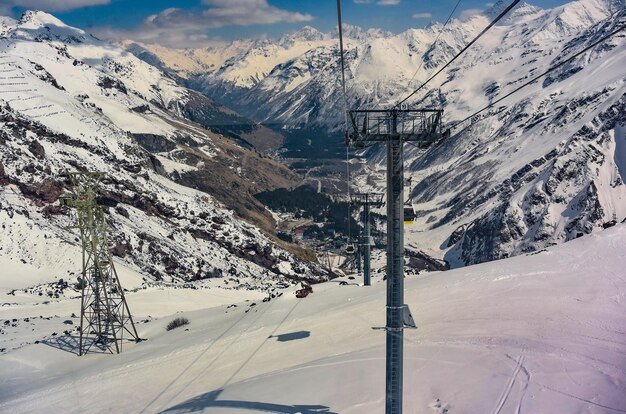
356;226;362;275
385;117;404;414
362;203;371;286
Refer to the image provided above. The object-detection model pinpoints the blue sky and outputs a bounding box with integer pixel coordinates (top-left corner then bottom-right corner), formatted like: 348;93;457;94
3;0;571;47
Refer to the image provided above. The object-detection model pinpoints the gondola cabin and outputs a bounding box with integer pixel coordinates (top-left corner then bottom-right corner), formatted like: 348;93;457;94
404;204;417;225
345;244;356;255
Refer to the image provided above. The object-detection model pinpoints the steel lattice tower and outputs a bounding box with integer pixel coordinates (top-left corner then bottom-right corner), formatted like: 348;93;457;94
347;109;444;414
64;172;140;356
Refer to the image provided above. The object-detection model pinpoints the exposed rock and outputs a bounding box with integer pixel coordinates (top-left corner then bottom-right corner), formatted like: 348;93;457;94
115;206;130;218
133;134;176;153
38;178;64;203
405;250;448;272
28;139;46;159
18;178;64;204
111;236;132;258
130;104;150;113
0;162;8;185
97;76;128;94
446;224;467;248
41;204;67;217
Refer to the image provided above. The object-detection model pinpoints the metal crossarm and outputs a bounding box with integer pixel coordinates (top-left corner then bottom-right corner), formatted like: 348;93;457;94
350;192;385;207
347;109;443;147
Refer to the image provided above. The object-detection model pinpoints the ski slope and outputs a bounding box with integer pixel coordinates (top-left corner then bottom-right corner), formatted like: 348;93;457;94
1;225;625;413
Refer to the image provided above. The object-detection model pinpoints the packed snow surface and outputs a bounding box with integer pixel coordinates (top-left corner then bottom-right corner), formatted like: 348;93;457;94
1;225;625;413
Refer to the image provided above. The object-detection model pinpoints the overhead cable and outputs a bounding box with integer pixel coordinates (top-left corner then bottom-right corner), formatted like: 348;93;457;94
395;0;522;108
405;0;463;91
449;22;626;132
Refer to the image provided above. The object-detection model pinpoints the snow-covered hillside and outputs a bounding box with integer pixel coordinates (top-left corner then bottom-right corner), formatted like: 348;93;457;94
2;223;625;413
131;0;626;266
388;0;626;266
0;11;326;293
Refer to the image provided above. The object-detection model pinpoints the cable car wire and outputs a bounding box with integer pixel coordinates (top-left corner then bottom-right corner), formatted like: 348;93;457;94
395;0;522;109
448;21;626;133
336;0;354;247
364;0;511;142
405;0;463;90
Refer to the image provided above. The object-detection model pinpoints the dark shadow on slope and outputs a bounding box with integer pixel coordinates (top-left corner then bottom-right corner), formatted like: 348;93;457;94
160;389;337;413
269;330;310;342
42;334;111;356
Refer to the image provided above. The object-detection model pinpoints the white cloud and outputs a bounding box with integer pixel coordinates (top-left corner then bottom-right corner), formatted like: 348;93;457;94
201;0;312;27
459;8;484;19
143;1;313;30
93;0;314;48
353;0;400;5
2;0;110;13
412;12;432;19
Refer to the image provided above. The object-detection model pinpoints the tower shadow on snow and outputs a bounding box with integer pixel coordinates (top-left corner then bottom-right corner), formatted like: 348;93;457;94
42;334;110;356
269;330;311;342
159;389;337;414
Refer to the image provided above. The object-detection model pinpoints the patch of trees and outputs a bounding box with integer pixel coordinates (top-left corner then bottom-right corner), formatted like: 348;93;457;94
255;185;359;237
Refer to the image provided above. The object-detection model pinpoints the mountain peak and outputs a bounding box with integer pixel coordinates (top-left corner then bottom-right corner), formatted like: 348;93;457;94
0;16;17;37
336;23;393;41
14;10;91;44
484;0;509;17
19;10;68;29
288;26;326;42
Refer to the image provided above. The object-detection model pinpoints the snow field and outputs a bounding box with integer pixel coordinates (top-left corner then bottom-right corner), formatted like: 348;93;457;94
1;225;624;413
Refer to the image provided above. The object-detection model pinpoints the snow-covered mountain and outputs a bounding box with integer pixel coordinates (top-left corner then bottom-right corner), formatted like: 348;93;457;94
122;25;392;86
0;11;326;292
131;0;626;266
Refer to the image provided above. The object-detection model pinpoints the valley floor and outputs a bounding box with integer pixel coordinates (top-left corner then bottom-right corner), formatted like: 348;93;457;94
1;226;626;413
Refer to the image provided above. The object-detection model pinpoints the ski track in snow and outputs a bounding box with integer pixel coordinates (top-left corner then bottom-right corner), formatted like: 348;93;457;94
493;350;527;414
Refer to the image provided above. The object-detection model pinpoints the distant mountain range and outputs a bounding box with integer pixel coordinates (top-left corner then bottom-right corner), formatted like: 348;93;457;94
0;0;624;284
126;0;626;266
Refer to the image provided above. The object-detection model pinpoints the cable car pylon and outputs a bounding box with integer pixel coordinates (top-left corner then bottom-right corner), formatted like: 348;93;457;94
350;192;384;286
335;1;445;411
346;109;444;413
62;172;141;355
